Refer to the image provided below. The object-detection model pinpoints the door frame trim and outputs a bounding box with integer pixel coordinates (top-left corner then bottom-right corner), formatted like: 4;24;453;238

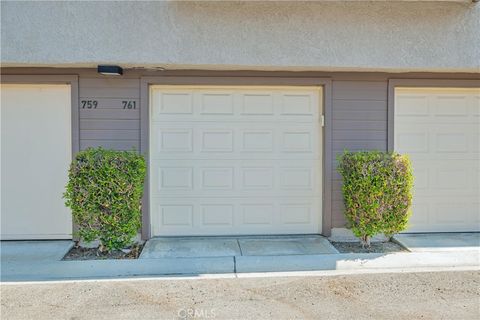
1;75;79;238
387;79;480;152
140;76;333;238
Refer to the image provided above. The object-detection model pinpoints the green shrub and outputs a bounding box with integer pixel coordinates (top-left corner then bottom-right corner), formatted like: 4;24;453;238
337;151;413;247
64;147;146;251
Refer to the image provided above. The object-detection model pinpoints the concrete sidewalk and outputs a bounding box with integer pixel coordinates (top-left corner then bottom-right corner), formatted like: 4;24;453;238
1;234;479;282
394;233;480;252
139;235;338;258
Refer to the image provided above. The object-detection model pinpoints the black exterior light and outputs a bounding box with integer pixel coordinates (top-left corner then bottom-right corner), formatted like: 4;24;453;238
97;65;123;76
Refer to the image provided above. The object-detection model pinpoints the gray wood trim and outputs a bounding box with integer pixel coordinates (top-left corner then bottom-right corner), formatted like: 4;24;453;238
140;76;333;238
3;67;480;81
387;79;480;152
0;74;80;238
140;76;332;86
140;77;150;239
322;79;333;236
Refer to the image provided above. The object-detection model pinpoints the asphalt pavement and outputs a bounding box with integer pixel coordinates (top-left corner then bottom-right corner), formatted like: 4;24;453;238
1;270;479;320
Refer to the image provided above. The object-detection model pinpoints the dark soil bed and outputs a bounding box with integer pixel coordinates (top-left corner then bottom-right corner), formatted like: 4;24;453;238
330;241;407;254
63;243;144;260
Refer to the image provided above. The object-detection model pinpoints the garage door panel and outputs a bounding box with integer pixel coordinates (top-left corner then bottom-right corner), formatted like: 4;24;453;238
433;95;469;116
151;123;320;160
396;92;479;124
396;125;478;156
242;93;274;115
411;166;429;190
153;114;318;124
412;163;479;197
408;202;430;227
395;87;480;232
395;130;429;153
152;126;194;154
152;91;194;116
150;159;321;197
151;90;319;122
396;117;477;125
473;133;480;153
433;202;479;224
394;94;429;116
241;130;274;152
150;86;322;236
201;92;235;115
433;130;471;154
408;200;480;232
432;166;477;191
151;197;320;236
409;153;479;162
473;96;480;116
200;129;234;152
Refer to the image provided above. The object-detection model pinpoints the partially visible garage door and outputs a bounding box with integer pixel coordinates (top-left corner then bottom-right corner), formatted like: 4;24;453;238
149;86;322;236
395;88;480;232
1;84;72;239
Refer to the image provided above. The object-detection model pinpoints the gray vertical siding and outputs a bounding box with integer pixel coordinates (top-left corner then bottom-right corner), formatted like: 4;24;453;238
79;78;140;151
331;81;388;228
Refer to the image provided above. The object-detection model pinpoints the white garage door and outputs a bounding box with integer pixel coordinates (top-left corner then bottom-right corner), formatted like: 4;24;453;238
1;84;72;239
395;88;480;232
150;86;322;236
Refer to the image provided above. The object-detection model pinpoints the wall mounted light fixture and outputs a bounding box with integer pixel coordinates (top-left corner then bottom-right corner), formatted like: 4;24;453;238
97;65;123;76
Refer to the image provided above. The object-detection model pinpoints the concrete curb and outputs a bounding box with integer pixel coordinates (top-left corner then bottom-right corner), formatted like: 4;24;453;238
2;250;478;282
235;250;480;273
1;257;234;282
3;266;479;286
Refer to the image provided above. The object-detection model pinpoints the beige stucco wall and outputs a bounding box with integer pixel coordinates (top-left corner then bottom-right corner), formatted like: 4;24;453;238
1;1;479;72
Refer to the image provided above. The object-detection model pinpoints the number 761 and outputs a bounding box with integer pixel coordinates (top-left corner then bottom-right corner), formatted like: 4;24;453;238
122;101;136;109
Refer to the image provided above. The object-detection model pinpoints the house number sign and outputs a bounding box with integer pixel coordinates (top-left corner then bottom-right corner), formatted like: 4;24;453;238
80;100;98;109
121;101;136;109
80;100;137;109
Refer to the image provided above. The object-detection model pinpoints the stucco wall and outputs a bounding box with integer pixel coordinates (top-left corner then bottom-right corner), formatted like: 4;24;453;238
1;1;479;72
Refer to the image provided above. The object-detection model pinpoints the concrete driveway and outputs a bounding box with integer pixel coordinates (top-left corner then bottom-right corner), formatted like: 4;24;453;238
1;271;479;320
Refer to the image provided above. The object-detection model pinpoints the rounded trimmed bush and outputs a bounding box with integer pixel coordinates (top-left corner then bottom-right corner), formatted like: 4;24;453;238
64;147;146;251
337;151;413;246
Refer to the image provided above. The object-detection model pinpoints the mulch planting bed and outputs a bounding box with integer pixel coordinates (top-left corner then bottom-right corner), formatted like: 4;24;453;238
330;241;407;254
63;243;144;260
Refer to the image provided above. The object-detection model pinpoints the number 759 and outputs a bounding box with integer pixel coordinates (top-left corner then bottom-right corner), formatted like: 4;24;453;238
81;100;98;109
